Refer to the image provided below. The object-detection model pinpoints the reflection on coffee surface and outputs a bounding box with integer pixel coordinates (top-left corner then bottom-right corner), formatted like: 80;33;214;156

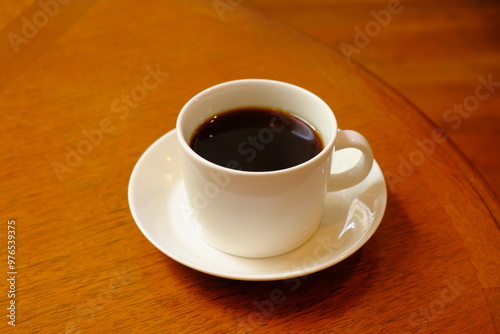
189;107;323;171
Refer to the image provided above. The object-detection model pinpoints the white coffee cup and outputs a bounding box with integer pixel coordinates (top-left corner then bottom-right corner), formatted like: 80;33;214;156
176;79;373;258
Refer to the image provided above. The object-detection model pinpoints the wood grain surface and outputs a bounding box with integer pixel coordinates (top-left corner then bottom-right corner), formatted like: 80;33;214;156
246;0;500;198
0;0;499;333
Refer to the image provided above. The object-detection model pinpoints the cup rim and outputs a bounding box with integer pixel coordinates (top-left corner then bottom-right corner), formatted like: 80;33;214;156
176;79;337;176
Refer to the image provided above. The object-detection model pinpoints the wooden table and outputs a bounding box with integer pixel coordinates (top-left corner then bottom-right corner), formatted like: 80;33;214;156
1;0;499;333
246;0;500;196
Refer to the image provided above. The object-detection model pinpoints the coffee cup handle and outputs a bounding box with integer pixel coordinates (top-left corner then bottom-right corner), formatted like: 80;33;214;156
327;129;374;192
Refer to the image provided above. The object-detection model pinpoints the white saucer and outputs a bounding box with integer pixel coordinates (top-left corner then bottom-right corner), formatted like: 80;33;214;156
128;129;387;281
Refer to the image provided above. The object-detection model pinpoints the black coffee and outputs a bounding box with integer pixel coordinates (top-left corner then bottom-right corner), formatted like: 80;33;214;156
189;107;323;172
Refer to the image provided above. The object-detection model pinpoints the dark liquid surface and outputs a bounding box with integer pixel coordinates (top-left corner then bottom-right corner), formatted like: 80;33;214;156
189;107;323;172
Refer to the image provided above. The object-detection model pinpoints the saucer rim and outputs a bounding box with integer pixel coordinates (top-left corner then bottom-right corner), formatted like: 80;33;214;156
128;129;387;281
